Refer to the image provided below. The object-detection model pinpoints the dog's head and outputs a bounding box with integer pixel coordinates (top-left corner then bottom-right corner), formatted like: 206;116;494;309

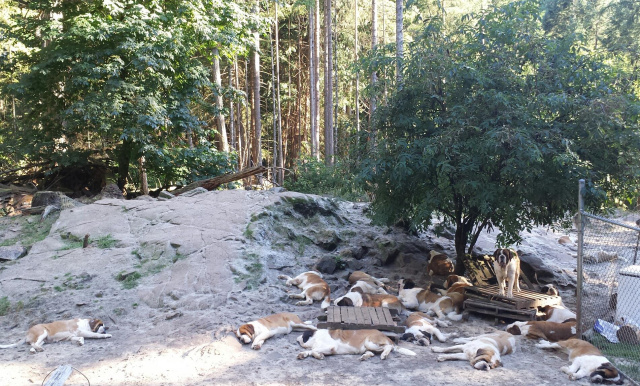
336;297;354;307
235;323;255;344
398;278;416;291
493;248;515;269
89;319;108;334
541;284;559;296
471;348;500;370
590;362;623;385
297;330;316;348
505;321;523;336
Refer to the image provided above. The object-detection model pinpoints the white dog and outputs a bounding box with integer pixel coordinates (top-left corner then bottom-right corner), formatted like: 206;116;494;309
431;331;516;370
492;248;521;298
235;312;316;350
279;271;331;309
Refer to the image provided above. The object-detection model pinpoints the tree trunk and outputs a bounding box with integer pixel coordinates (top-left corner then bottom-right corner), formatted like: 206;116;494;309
324;0;334;165
139;156;149;195
396;0;404;89
117;138;133;191
309;1;320;160
229;58;236;156
274;1;284;185
252;0;262;171
212;48;229;152
370;0;378;122
355;0;360;132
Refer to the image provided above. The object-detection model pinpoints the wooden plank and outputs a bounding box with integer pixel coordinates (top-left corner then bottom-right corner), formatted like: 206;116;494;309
354;307;365;325
368;307;380;325
347;307;357;323
381;307;395;326
44;365;73;386
331;306;339;323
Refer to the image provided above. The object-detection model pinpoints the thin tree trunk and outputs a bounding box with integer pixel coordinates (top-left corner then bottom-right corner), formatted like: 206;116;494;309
355;0;360;132
251;1;262;172
396;0;403;88
139;156;149;195
269;19;278;184
245;59;251;170
324;0;334;165
213;48;229;152
229;58;236;156
235;58;243;169
117;138;133;191
309;1;319;160
275;1;284;185
370;0;378;123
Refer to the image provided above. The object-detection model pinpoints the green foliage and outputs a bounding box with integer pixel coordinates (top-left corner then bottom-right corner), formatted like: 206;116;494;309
0;296;9;316
364;0;640;261
285;156;367;201
0;215;58;248
116;271;142;290
95;235;117;249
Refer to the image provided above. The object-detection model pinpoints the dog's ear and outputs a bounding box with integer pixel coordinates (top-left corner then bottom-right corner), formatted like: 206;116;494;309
506;324;521;335
238;324;255;339
337;297;354;307
351;287;364;294
400;333;414;341
89;319;104;332
590;362;620;383
301;330;315;343
493;249;501;259
403;279;416;289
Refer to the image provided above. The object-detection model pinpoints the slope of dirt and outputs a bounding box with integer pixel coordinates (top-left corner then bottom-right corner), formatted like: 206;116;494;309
0;189;590;385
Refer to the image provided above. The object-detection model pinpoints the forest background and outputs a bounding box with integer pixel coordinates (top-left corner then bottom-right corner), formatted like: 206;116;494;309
1;0;639;269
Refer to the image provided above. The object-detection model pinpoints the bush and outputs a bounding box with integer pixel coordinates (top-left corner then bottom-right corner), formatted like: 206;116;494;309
285;157;366;202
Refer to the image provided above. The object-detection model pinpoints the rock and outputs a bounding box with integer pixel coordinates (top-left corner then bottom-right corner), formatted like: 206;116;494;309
180;187;208;197
344;258;364;271
0;245;28;261
158;191;175;199
100;183;125;200
271;187;287;193
32;191;82;209
313;230;340;251
518;250;575;287
315;256;337;274
281;196;338;218
266;253;295;270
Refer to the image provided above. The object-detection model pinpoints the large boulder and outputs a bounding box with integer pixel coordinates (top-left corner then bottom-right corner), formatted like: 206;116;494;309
0;245;28;261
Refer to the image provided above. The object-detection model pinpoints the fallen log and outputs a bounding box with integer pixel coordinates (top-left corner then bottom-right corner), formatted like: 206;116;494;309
172;166;267;196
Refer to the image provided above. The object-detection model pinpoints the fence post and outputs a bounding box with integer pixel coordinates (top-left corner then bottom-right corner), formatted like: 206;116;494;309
577;179;585;338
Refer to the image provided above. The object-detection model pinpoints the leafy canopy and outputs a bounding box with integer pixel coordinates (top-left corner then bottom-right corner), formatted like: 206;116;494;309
362;0;640;259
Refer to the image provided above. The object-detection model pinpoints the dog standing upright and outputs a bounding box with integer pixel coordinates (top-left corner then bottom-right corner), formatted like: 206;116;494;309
0;318;111;353
493;248;521;298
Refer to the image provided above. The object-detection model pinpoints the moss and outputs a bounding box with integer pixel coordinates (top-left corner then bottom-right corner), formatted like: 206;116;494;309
0;214;59;248
116;271;142;289
0;296;9;316
95;234;117;249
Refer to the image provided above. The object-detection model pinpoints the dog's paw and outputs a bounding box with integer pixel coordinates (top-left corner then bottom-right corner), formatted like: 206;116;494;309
76;337;85;346
568;374;578;381
560;366;571;374
251;343;262;350
436;355;446;362
104;334;112;338
295;301;309;306
297;352;307;360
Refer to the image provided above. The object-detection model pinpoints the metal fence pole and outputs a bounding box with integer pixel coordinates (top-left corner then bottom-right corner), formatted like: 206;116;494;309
577;179;585;338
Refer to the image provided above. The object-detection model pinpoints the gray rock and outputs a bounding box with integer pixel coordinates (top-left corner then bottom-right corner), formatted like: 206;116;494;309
315;256;337;274
180;187;208;197
313;230;340;251
158;191;175;199
0;245;28;261
266;253;295;270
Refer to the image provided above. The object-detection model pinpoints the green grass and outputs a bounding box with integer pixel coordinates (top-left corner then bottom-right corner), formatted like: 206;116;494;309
0;296;10;316
116;271;142;289
0;214;59;248
95;234;117;249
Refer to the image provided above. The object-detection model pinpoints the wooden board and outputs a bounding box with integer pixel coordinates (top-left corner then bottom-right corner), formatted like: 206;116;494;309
43;365;73;386
464;285;562;310
463;299;538;321
317;306;405;333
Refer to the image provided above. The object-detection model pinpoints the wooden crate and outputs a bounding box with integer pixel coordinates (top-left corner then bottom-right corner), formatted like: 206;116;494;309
464;285;562;310
463;299;538;321
317;306;405;333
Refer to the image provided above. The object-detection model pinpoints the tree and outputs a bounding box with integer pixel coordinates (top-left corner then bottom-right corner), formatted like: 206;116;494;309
3;0;256;189
324;0;335;165
252;0;263;169
362;0;640;273
396;0;404;88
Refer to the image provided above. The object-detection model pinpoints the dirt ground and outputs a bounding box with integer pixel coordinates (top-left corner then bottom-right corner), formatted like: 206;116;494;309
0;189;594;385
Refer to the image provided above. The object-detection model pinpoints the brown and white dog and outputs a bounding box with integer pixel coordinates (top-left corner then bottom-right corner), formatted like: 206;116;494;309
279;271;331;309
347;271;389;294
0;318;110;353
402;312;452;346
398;279;463;321
297;329;416;360
506;320;577;342
536;338;623;383
493;248;521;298
235;312;316;350
427;251;455;277
334;292;405;314
541;305;577;324
439;274;473;295
431;331;516;370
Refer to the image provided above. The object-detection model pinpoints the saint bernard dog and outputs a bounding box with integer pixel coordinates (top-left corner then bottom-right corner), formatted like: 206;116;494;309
297;329;416;360
493;248;521;298
536;338;623;384
427;251;455;277
334;292;405;314
0;318;110;353
397;279;463;321
438;274;473;295
431;331;516;370
402;312;452;346
279;271;331;309
347;271;389;294
235;312;316;350
541;304;577;324
506;320;577;342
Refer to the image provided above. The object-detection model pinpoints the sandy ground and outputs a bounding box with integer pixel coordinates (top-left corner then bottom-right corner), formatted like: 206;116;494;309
0;189;595;385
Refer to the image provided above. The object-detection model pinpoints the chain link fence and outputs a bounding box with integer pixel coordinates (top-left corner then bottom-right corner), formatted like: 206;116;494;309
578;182;640;384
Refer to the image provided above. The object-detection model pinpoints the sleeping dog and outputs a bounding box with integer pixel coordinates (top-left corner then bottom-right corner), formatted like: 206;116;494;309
438;274;473;295
398;279;463;321
279;271;331;309
334;292;405;314
235;312;316;350
402;312;452;346
431;331;516;370
536;338;623;384
0;318;110;353
347;271;390;295
493;248;521;298
297;329;416;360
506;320;577;342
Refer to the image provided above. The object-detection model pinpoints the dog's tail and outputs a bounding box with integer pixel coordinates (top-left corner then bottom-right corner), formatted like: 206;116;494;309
0;338;25;349
446;312;463;321
535;340;559;350
321;296;331;310
394;346;417;356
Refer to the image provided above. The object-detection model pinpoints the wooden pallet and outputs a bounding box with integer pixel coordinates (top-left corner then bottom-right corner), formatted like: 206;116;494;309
464;299;539;321
464;285;562;310
317;306;405;333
